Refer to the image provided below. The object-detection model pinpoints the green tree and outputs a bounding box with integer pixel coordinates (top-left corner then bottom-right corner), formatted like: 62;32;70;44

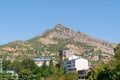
0;73;2;80
114;44;120;60
11;60;21;73
49;59;58;74
19;59;38;80
56;64;65;76
41;60;50;79
64;72;78;80
88;44;120;80
2;60;11;70
21;58;37;71
41;60;48;69
19;69;33;80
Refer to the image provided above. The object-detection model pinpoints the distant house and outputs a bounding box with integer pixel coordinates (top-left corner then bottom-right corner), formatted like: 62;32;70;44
64;55;89;80
33;58;51;67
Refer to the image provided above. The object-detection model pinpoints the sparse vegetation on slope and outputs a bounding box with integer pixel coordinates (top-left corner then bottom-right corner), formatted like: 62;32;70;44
0;24;117;63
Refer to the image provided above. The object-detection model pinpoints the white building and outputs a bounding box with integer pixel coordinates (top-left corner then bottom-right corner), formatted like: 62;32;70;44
64;55;89;73
33;58;51;67
64;55;89;80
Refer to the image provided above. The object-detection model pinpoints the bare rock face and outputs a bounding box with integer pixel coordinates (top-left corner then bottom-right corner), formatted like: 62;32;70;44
46;24;116;54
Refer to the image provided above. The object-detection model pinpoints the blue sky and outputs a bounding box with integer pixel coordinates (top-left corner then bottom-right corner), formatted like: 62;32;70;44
0;0;120;45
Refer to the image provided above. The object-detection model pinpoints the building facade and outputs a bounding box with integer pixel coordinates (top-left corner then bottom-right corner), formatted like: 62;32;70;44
64;55;89;80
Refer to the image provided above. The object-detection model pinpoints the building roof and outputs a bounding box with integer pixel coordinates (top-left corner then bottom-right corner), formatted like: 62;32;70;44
68;55;79;60
33;58;51;61
4;70;15;73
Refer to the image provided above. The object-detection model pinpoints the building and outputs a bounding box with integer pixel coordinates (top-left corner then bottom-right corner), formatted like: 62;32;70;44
64;55;89;73
64;55;89;80
33;58;51;67
59;49;74;62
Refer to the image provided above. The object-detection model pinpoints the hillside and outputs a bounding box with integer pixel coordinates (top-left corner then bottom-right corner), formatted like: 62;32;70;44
0;24;117;62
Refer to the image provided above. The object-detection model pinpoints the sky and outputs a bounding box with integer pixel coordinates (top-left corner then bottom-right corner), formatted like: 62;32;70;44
0;0;120;45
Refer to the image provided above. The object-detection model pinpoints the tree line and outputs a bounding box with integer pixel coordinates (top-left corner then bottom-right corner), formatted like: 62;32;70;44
88;44;120;80
0;58;78;80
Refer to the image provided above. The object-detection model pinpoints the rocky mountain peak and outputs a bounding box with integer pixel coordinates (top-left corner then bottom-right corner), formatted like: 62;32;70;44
55;24;64;28
55;24;65;29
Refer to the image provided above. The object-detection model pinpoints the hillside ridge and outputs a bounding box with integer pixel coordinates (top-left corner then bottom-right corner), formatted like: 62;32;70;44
0;24;117;62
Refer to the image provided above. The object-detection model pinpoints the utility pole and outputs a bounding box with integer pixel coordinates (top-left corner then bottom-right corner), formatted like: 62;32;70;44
0;58;3;73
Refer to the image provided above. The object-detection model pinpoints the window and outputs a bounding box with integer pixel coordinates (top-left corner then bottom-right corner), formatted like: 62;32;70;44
78;71;85;74
67;61;71;64
68;68;76;71
73;60;75;63
67;65;71;67
73;64;75;66
78;76;85;79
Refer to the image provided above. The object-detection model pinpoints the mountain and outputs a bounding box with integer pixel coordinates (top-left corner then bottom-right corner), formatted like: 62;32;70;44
0;24;117;62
